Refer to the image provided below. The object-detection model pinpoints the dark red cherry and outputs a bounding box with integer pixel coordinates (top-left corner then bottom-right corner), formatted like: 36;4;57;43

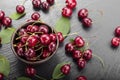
66;0;77;9
41;49;50;58
2;17;12;27
47;0;54;5
65;42;74;52
82;17;92;27
20;35;29;43
76;76;87;80
78;8;88;19
19;28;27;36
50;33;57;42
83;49;92;60
61;64;71;75
72;50;82;59
74;36;85;48
25;66;36;77
31;12;40;20
27;35;38;47
0;73;3;80
77;58;86;69
111;37;120;47
32;0;41;8
25;48;36;58
16;42;23;49
39;25;49;34
115;26;120;37
17;47;24;56
27;25;33;32
66;0;76;3
41;1;50;11
48;42;56;52
30;25;39;32
0;10;5;20
40;34;51;45
56;32;64;43
16;5;25;14
62;7;72;17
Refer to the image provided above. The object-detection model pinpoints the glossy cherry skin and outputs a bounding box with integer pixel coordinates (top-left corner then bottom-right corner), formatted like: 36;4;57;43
66;0;76;3
0;10;5;20
31;12;40;20
48;42;56;52
83;49;92;60
25;48;36;58
61;64;71;75
27;25;33;32
77;58;86;69
2;17;12;27
39;25;49;34
16;5;25;14
72;50;82;59
76;76;87;80
27;35;38;47
30;25;39;32
50;33;57;42
66;0;77;9
78;8;88;19
111;37;120;47
82;17;92;27
40;34;51;45
115;26;120;37
32;0;41;8
0;73;3;80
17;47;24;56
74;36;85;48
62;7;72;17
47;0;54;5
65;42;74;52
56;32;64;43
41;49;50;58
25;66;36;77
19;28;27;36
41;1;50;11
20;35;29;43
16;42;23;49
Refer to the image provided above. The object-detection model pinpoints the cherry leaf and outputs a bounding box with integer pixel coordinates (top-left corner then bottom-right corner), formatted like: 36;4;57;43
17;77;31;80
0;54;10;77
52;62;70;79
0;28;16;44
10;12;26;20
55;17;70;37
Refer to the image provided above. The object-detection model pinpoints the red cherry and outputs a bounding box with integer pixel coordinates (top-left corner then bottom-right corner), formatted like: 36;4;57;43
39;25;49;34
61;64;71;75
16;5;25;14
0;10;5;20
77;58;86;69
76;76;87;80
25;66;36;77
47;0;54;5
62;7;72;17
0;73;3;80
27;25;33;32
74;36;85;48
32;0;41;8
41;1;50;11
115;26;120;37
30;25;39;32
48;42;56;52
66;0;77;9
111;37;120;47
78;8;88;19
41;49;50;59
50;33;57;42
66;0;76;3
72;50;82;59
27;35;38;47
65;42;74;52
20;35;29;43
40;34;51;45
17;47;24;56
56;32;64;43
25;48;36;58
19;28;27;36
31;12;40;20
83;49;92;60
2;17;12;27
82;17;92;27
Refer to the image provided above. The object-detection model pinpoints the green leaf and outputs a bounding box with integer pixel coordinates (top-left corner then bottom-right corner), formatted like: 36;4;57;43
10;12;26;20
55;17;70;37
69;38;74;43
17;77;31;80
0;54;10;77
0;28;16;44
52;62;70;79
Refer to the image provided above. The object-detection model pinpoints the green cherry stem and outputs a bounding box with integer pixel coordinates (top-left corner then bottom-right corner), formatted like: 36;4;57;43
35;74;47;80
32;20;43;26
63;32;78;37
92;54;105;68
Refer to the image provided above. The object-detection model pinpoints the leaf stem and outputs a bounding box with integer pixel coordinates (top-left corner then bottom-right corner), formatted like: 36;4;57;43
92;54;105;68
35;74;47;80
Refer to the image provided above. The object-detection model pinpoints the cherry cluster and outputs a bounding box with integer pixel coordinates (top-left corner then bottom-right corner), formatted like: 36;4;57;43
32;0;54;11
62;0;77;17
0;10;12;28
111;26;120;47
65;36;92;69
78;8;92;27
13;22;64;61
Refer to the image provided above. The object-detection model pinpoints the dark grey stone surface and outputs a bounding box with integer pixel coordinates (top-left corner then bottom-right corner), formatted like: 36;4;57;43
0;0;120;80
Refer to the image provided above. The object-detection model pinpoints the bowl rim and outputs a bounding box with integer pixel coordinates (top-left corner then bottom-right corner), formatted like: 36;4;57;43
11;21;59;64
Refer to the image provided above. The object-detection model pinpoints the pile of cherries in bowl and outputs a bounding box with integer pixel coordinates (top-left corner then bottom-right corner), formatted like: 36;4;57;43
11;21;61;64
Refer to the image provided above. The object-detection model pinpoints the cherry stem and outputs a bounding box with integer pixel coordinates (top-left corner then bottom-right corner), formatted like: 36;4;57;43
22;0;27;5
35;74;47;80
35;46;44;51
92;54;105;68
32;20;43;26
63;32;78;37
